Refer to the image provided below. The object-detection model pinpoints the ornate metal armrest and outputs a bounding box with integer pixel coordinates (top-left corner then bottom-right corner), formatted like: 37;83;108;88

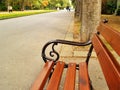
41;39;92;63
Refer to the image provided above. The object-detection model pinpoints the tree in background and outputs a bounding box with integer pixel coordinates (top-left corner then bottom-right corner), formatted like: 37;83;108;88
49;0;70;9
102;0;107;14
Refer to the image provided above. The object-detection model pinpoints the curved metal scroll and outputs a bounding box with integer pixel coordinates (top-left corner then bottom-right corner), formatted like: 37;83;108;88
41;39;92;63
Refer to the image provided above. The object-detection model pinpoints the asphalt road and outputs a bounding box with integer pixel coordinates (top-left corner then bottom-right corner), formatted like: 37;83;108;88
0;10;74;90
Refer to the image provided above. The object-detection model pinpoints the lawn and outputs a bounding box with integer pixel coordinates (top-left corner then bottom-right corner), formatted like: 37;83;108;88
0;10;56;20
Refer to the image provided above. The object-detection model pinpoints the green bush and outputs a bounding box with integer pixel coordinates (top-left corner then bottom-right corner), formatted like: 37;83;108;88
0;4;7;11
102;1;117;14
116;6;120;16
13;5;20;11
33;5;40;10
106;1;116;14
25;6;31;10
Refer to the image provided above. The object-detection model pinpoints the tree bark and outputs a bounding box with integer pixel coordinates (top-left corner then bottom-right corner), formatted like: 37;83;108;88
21;0;25;11
80;0;101;42
74;0;81;19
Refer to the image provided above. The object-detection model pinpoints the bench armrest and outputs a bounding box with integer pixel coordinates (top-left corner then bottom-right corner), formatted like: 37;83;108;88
41;39;92;63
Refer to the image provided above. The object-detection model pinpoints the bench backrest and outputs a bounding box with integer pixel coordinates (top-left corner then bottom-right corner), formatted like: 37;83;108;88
92;22;120;89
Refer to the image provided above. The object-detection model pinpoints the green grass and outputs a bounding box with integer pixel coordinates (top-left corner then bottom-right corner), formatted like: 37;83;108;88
0;10;56;20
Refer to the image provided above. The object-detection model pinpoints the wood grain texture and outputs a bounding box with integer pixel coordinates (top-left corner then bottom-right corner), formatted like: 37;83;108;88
97;22;120;56
31;61;54;90
79;62;90;90
92;34;120;90
46;61;65;90
63;63;76;90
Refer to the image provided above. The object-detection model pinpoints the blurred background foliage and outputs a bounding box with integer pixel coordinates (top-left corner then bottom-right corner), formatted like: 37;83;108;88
0;0;120;16
102;0;120;15
0;0;71;11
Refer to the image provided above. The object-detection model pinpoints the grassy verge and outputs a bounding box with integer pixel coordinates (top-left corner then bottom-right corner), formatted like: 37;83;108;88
0;10;56;20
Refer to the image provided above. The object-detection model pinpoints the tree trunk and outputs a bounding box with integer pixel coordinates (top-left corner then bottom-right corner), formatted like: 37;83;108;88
74;0;81;19
115;0;120;15
80;0;101;42
117;0;120;9
21;0;25;11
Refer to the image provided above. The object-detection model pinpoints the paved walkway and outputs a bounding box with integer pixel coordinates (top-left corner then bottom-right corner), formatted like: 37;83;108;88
0;10;74;90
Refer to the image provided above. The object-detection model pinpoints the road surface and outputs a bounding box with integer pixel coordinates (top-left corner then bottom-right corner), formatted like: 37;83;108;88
0;10;74;90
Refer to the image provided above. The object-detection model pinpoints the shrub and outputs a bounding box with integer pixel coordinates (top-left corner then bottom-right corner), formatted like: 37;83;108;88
102;1;117;14
0;4;7;11
13;5;20;11
106;1;116;14
116;6;120;16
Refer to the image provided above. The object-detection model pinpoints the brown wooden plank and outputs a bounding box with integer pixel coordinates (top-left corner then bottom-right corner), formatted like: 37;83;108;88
46;61;65;90
63;63;76;90
31;61;54;90
79;62;90;90
92;34;120;89
97;22;120;56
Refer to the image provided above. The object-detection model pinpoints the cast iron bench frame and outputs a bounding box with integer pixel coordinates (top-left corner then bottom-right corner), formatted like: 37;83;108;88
31;21;120;90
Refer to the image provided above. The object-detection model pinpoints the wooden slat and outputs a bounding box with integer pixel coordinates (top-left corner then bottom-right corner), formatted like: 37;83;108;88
46;61;65;90
92;34;120;89
31;61;54;90
63;63;76;90
97;22;120;56
79;62;90;90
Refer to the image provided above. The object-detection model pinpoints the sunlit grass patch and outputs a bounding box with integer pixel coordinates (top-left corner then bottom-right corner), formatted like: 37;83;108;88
0;10;56;20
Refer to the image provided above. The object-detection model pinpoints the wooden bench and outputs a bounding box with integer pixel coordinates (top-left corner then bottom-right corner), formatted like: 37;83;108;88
31;22;120;90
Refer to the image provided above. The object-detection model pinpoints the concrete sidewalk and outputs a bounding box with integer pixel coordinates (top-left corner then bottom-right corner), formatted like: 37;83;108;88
60;18;96;58
59;16;108;90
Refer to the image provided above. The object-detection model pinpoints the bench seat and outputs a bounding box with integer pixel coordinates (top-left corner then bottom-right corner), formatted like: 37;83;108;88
31;61;90;90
